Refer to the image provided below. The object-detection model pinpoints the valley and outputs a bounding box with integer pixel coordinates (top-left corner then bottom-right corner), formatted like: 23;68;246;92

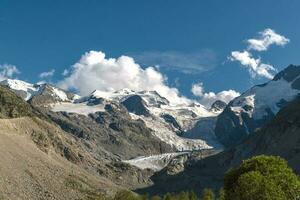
0;65;300;199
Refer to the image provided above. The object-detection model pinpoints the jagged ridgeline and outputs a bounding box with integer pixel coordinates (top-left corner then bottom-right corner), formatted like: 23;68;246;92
215;65;300;147
0;85;33;118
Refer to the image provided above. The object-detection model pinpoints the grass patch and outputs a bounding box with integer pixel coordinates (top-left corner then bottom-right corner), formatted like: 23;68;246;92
64;174;107;200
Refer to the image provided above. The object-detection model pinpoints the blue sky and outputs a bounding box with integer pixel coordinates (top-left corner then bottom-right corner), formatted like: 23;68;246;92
0;0;299;103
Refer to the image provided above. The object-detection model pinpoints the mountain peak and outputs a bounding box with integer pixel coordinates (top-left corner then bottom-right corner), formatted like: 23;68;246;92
273;65;300;82
215;64;300;147
0;79;40;100
210;100;227;112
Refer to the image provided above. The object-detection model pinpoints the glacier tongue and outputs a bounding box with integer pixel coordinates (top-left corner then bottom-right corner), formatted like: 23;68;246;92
130;113;214;151
123;152;189;171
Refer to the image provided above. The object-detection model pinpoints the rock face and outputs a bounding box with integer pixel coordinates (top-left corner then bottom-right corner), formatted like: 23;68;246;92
44;102;174;160
121;95;150;117
210;100;227;112
160;113;183;134
29;84;75;106
215;65;300;147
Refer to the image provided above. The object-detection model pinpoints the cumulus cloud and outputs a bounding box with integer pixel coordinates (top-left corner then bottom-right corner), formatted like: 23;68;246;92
0;64;20;81
191;82;240;107
39;69;55;78
191;82;204;96
131;50;217;74
230;51;276;79
230;28;289;79
58;51;191;105
247;28;290;51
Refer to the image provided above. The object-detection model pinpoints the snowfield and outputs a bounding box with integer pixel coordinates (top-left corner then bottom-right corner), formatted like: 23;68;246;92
51;102;105;116
130;113;214;151
231;77;300;121
0;79;40;100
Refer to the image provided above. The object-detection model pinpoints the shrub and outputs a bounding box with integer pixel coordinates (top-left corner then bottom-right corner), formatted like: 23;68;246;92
224;155;300;200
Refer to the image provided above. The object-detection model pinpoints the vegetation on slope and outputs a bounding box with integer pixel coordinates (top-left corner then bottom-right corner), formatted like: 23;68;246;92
224;155;300;200
114;155;300;200
0;85;33;118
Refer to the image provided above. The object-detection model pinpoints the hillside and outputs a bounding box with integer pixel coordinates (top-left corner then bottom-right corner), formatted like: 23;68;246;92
0;85;33;118
0;85;158;199
0;117;120;200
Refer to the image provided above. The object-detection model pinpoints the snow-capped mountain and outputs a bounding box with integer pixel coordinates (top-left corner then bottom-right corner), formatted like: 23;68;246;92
215;65;300;147
0;79;77;103
0;79;41;101
0;78;223;151
60;88;222;151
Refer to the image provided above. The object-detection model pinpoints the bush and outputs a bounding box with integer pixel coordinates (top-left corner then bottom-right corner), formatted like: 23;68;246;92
224;155;300;200
0;85;33;118
114;190;146;200
202;188;215;200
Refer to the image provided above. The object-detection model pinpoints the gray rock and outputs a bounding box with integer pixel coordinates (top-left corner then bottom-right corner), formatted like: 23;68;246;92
210;100;227;112
121;95;150;117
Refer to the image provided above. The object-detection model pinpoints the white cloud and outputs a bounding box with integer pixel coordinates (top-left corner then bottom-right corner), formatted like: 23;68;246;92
58;51;191;105
39;69;55;78
131;50;217;74
247;28;290;51
191;83;204;96
62;69;69;76
230;51;276;79
230;28;289;79
191;82;240;107
0;64;20;81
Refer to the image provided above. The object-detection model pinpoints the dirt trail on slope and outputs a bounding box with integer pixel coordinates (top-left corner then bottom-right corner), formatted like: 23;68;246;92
0;117;117;200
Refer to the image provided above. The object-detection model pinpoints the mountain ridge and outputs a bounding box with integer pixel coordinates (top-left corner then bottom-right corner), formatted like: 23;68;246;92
215;64;300;147
1;78;222;151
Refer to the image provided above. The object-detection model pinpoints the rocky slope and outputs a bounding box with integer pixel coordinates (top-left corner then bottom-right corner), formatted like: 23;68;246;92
0;117;119;200
215;65;300;147
0;85;166;199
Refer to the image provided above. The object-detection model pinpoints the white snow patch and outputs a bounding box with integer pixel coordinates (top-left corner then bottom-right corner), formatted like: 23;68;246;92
51;102;105;116
51;87;69;101
130;113;213;151
231;78;299;120
1;79;39;100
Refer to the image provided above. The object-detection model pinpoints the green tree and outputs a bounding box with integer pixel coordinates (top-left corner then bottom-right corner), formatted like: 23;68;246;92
202;188;215;200
217;188;225;200
163;193;172;200
188;191;198;200
224;155;300;200
150;195;162;200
